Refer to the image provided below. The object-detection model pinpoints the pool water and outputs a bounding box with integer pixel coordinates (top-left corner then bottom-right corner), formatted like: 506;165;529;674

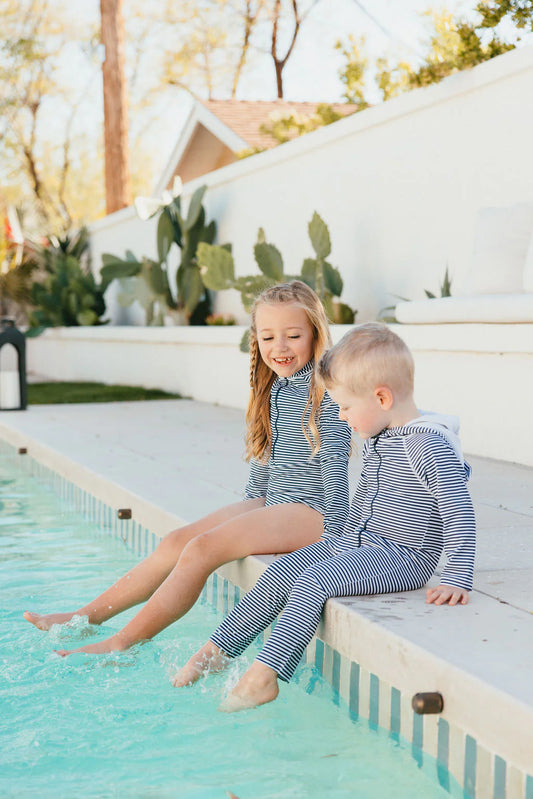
0;463;453;799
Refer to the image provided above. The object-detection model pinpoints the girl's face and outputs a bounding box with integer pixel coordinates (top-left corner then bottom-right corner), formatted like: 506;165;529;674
255;302;314;378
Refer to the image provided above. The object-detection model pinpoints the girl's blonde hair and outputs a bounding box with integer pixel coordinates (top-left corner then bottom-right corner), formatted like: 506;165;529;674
245;280;331;463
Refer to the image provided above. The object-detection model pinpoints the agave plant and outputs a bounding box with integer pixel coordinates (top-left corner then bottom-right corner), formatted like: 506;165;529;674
25;227;108;328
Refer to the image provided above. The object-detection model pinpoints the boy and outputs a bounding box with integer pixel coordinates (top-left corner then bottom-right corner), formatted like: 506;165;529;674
173;323;476;710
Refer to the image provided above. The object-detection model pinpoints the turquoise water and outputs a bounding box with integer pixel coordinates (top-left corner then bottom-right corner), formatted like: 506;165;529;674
0;463;452;799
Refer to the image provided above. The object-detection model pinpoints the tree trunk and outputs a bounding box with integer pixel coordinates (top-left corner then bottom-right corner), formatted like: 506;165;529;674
100;0;131;215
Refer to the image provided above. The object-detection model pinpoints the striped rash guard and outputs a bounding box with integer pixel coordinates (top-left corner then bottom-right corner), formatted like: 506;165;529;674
344;413;476;590
244;359;352;539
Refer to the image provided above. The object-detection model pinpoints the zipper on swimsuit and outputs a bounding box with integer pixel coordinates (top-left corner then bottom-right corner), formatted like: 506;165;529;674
359;432;383;544
271;379;287;461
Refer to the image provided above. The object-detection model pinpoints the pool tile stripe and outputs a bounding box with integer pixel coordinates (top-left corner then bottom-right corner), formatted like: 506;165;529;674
390;687;401;742
464;734;477;798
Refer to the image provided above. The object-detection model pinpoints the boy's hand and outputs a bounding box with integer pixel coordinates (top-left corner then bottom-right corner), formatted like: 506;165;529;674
426;585;469;605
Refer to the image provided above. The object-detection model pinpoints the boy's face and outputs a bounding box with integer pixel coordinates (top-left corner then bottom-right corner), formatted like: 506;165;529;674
327;383;388;439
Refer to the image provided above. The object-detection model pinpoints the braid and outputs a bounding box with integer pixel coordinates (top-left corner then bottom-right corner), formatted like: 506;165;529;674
248;331;258;388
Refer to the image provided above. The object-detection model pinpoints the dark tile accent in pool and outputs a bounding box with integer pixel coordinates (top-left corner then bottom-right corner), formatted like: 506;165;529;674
234;585;241;606
390;687;401;742
464;734;476;799
349;661;359;718
315;639;324;672
437;718;450;792
369;673;379;730
526;774;533;799
412;711;424;767
332;650;341;704
223;579;229;615
494;755;506;799
212;573;218;608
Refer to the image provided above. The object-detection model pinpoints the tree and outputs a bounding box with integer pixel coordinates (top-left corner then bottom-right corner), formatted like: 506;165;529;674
476;0;533;31
259;103;346;144
0;0;105;234
335;3;523;108
100;0;132;214
335;35;369;107
408;9;514;89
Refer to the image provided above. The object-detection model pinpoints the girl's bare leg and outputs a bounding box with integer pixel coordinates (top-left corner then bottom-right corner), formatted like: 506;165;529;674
219;662;279;712
55;503;323;656
23;499;264;631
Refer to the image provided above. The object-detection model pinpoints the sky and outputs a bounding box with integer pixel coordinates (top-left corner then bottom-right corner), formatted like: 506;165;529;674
145;0;481;186
17;0;531;202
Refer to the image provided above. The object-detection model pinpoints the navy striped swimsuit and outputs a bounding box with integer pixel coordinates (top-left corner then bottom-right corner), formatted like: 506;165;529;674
244;359;352;539
212;416;476;681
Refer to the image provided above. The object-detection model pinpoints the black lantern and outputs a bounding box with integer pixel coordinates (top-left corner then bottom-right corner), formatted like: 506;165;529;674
0;318;27;410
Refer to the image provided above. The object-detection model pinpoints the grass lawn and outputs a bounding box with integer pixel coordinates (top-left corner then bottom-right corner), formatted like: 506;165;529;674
28;382;182;405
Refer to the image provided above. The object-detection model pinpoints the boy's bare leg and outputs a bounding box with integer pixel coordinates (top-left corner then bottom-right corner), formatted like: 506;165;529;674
54;502;322;656
172;641;230;686
219;662;279;712
23;499;263;631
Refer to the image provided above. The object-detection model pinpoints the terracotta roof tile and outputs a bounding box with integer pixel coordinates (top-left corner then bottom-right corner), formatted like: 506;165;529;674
199;99;359;150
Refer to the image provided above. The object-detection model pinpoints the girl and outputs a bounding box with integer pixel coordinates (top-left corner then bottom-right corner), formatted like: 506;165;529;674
24;281;352;656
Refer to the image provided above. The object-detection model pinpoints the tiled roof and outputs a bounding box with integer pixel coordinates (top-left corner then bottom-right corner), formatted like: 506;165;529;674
199;99;359;150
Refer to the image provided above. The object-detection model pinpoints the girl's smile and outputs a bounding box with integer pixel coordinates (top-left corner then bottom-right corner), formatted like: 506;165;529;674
256;303;314;377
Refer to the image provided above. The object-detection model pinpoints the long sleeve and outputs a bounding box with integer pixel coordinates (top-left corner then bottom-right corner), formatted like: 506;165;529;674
244;457;270;500
318;394;352;538
406;435;476;590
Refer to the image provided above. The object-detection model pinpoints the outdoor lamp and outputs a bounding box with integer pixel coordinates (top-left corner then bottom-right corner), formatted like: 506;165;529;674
0;318;27;411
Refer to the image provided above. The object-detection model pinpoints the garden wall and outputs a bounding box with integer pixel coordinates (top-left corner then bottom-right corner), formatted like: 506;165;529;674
26;322;533;466
89;45;533;324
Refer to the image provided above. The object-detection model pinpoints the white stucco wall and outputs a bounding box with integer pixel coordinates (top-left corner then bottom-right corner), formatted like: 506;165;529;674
26;323;533;466
89;46;533;325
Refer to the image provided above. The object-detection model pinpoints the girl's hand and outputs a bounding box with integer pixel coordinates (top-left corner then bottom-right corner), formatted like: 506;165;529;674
425;585;469;606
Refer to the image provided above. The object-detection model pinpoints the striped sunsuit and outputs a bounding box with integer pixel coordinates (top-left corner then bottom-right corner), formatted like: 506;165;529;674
211;415;476;682
244;359;352;539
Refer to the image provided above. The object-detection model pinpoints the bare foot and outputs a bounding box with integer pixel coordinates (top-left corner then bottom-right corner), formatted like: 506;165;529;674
172;642;230;687
55;633;126;657
23;610;76;631
218;662;279;712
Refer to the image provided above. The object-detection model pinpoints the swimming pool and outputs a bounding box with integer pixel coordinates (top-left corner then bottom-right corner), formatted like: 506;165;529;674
0;457;460;798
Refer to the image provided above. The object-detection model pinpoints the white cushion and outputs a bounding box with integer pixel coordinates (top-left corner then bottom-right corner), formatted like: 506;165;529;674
523;228;533;292
395;294;533;324
462;204;533;295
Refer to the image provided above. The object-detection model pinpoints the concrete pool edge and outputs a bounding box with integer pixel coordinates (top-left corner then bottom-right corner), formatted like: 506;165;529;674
2;425;532;799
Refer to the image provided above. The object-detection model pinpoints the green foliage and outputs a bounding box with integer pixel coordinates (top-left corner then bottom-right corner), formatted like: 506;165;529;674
335;35;370;107
408;12;514;89
0;223;37;322
198;212;357;324
336;3;526;107
476;0;533;31
379;268;452;323
101;185;217;325
25;227;107;328
257;104;348;147
424;267;452;299
28;381;181;405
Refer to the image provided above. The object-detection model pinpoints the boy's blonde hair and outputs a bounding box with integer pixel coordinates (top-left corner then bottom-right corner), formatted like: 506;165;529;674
318;322;414;398
246;281;331;463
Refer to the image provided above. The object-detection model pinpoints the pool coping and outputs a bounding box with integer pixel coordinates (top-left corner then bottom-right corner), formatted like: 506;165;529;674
1;423;532;799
